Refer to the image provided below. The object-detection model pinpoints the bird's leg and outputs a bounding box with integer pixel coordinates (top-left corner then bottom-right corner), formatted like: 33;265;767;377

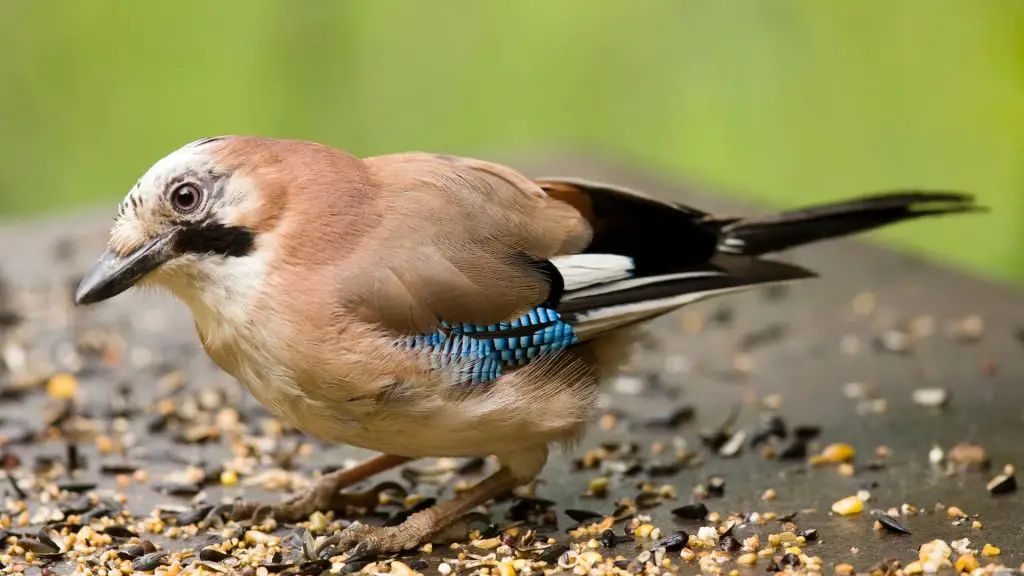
232;453;414;522
334;449;546;555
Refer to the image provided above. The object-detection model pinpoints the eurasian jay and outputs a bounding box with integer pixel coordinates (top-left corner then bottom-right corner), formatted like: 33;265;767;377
73;136;981;554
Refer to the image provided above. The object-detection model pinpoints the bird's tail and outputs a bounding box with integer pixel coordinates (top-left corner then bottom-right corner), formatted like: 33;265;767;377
538;180;984;343
713;191;983;256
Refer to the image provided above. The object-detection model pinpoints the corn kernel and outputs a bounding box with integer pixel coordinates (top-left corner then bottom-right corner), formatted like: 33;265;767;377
831;495;863;516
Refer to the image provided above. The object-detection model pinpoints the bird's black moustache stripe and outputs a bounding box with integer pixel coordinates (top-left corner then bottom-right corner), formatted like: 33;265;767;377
174;221;255;258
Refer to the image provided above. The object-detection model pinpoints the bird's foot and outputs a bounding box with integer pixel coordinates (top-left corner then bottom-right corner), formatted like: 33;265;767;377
230;474;384;523
336;521;429;556
333;467;523;557
228;454;414;524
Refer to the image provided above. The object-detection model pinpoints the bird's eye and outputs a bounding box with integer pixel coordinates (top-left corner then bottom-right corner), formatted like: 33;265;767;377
170;183;202;214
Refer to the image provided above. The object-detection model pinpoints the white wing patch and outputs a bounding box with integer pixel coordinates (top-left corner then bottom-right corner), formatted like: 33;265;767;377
551;254;634;291
569;279;799;340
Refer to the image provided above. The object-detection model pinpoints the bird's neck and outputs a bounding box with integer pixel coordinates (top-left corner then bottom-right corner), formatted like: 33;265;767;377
160;254;271;350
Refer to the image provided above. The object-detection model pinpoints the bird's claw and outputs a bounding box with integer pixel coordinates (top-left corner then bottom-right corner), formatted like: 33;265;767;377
334;522;425;557
227;486;382;524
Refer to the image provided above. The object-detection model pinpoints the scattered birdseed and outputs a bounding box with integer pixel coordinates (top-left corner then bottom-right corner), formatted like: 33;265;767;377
851;292;877;316
46;373;78;400
670;502;709;520
718;430;746;458
875;513;910;535
981;543;1001;557
912;387;949;408
986;464;1017;495
947;444;989;469
815;443;855;465
831;496;863;516
955;553;980;572
947;314;985;342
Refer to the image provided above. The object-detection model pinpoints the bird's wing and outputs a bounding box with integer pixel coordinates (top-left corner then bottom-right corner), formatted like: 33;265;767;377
343;153;593;336
339;159;813;386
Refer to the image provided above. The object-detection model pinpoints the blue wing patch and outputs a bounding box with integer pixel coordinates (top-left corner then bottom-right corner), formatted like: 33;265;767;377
396;307;580;384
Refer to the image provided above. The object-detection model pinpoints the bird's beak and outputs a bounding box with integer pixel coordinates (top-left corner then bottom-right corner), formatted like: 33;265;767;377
74;233;175;305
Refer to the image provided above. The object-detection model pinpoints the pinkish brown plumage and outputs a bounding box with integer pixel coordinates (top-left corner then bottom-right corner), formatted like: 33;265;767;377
75;135;982;553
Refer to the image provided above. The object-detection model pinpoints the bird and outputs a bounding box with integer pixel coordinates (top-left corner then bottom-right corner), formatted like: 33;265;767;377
73;136;983;554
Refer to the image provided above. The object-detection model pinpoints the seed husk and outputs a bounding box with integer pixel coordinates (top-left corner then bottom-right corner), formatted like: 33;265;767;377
707;476;725;497
987;467;1017;495
718;430;746;458
18;538;59;555
132;551;169;571
912;387;949;408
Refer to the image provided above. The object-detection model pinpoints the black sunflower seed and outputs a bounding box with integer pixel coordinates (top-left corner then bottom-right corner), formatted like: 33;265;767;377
564;509;603;523
987;472;1017;495
79;506;118;524
652;531;688;552
877;514;910;535
117;545;145;561
153;482;201;496
175;505;214;526
707;476;725;497
480;522;501;539
750;415;788;447
132;551;169;571
646;461;683;477
670;503;708;520
19;538;59;555
635;492;661;509
341;552;375;573
260;563;296;574
537;544;569;564
99;461;140;475
798;528;818;542
56;481;96;494
60;495;95;516
599;529;619;548
101;525;137;538
200;548;233;562
642;405;695;429
793;425;821;440
778;439;808;460
719;535;741;551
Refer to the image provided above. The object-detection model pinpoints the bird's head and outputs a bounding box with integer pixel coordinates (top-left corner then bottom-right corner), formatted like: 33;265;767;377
74;136;276;309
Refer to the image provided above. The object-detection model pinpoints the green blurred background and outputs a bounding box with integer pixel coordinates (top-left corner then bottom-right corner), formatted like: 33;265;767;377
1;1;1021;283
